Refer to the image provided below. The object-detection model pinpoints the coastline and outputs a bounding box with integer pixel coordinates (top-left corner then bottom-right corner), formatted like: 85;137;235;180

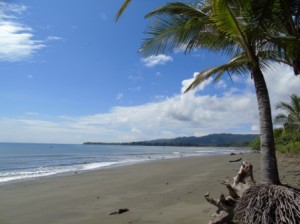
0;153;298;224
0;143;250;184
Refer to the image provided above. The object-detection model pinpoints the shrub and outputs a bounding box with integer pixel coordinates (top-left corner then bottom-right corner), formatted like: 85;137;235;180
250;136;260;151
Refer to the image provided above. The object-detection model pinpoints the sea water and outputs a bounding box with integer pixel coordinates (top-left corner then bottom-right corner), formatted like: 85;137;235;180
0;143;250;184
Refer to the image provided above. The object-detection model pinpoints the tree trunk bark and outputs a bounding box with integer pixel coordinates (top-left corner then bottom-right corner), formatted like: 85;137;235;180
251;64;281;185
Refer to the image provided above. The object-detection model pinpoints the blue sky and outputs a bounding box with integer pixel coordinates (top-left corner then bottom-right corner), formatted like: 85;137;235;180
0;1;299;144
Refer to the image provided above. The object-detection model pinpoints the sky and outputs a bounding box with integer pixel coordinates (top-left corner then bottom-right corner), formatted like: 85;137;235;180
0;0;299;144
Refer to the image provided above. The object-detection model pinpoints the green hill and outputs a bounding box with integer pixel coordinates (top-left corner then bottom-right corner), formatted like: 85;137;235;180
84;133;258;147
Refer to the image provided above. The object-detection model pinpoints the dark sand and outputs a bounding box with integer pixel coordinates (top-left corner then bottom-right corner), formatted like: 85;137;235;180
0;153;299;224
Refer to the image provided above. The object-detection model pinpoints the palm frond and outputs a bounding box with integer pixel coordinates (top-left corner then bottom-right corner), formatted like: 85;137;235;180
251;0;300;74
275;94;300;132
184;54;249;93
276;101;296;113
115;0;132;21
274;113;288;125
140;2;242;57
250;0;277;24
256;50;292;70
210;0;260;63
145;2;210;19
140;3;214;55
291;94;300;113
211;0;248;40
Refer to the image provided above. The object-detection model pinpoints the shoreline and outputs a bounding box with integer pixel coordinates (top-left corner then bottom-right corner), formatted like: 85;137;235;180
0;147;250;185
0;153;298;224
0;153;232;186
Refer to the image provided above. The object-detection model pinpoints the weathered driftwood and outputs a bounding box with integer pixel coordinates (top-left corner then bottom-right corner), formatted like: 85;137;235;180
226;161;255;198
229;157;242;163
109;208;130;215
205;161;255;224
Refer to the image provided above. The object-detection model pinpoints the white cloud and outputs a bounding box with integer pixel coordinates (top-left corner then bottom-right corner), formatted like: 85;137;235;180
128;75;142;81
129;86;142;92
0;63;299;144
0;3;44;61
47;36;62;41
0;90;257;144
141;54;173;67
251;125;259;132
181;72;213;93
116;93;124;101
25;112;39;116
0;2;26;18
216;80;227;89
174;45;187;53
264;64;300;107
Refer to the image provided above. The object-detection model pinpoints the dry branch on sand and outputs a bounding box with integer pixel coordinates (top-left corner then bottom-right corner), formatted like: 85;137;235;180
205;161;255;224
205;161;300;224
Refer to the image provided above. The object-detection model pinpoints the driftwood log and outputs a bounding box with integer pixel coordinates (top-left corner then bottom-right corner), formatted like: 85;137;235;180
229;157;242;163
205;161;255;224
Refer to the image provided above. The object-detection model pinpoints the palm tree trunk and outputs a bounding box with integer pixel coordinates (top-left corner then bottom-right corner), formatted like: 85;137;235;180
251;64;281;185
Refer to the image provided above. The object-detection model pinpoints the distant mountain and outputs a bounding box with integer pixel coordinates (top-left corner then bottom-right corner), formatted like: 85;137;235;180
84;133;258;147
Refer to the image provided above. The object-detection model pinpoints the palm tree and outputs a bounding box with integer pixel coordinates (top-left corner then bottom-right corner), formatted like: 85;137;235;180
275;94;300;133
138;0;281;184
115;1;300;222
250;0;300;75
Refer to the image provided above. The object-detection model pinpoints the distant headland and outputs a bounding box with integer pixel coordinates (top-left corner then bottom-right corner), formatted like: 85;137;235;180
83;133;258;147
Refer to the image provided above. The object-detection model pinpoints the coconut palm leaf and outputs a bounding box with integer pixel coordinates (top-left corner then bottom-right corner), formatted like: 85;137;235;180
145;1;210;18
184;53;248;92
141;2;241;57
211;0;249;39
275;94;300;132
250;0;276;21
274;113;288;124
115;0;132;21
250;0;300;74
276;101;295;112
141;2;213;54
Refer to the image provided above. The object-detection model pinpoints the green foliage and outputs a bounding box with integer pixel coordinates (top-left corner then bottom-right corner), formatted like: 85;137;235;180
272;94;300;154
275;130;300;153
273;128;284;139
250;136;260;151
274;94;300;133
276;141;300;154
250;129;300;153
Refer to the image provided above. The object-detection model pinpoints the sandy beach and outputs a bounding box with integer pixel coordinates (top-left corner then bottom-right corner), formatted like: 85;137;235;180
0;153;299;224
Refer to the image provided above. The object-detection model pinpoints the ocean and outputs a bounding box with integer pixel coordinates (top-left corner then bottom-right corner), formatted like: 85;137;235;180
0;143;250;184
